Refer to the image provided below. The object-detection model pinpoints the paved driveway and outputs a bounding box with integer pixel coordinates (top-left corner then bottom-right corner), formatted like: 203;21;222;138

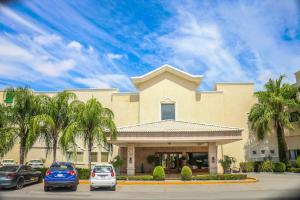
0;173;299;200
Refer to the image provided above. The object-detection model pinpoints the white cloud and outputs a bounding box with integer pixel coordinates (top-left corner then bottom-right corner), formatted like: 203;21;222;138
34;34;61;45
0;5;45;34
32;59;76;77
75;74;132;89
67;41;83;51
106;53;123;60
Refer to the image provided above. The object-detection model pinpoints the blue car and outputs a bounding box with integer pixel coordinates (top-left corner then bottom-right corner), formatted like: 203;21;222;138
44;162;79;191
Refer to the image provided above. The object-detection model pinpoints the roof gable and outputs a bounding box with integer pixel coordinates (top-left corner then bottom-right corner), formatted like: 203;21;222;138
131;64;203;89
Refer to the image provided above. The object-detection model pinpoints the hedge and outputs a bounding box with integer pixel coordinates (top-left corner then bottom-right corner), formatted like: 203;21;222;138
240;162;255;172
259;160;273;172
153;166;165;180
116;176;127;180
272;162;286;173
127;175;153;181
287;168;300;173
193;174;247;180
181;166;192;180
34;167;90;179
296;156;300;168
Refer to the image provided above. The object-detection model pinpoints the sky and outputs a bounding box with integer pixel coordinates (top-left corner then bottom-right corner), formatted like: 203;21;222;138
0;0;299;92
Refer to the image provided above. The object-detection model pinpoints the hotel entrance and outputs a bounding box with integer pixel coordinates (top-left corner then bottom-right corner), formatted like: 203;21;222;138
156;152;182;173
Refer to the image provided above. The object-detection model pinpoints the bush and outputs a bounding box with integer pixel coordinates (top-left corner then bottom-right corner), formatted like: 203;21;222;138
272;162;286;173
181;166;192;180
254;161;263;172
153;166;165;180
193;174;247;180
116;176;127;180
127;175;153;181
296;156;300;168
76;168;90;179
287;168;300;173
219;155;236;174
259;160;273;172
240;162;255;172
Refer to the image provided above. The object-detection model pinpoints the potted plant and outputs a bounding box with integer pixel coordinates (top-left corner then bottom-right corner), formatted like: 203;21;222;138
219;155;236;174
110;155;124;175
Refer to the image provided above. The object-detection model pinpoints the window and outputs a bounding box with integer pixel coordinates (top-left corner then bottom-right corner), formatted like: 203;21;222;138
101;152;109;162
270;150;275;154
289;149;300;160
261;150;265;154
161;104;175;120
290;111;300;122
252;150;257;155
91;152;98;162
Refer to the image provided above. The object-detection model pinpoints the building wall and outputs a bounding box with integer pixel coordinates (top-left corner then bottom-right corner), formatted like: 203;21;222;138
1;69;300;168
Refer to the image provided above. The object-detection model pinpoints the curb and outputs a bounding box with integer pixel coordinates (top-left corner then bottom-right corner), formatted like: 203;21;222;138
79;177;257;185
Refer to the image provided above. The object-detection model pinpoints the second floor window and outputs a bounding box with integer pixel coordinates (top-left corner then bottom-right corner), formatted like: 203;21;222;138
161;104;175;120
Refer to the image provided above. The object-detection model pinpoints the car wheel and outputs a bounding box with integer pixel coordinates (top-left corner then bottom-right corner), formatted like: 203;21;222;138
90;186;94;191
111;185;116;191
38;175;43;183
71;185;77;191
15;178;24;190
44;186;49;192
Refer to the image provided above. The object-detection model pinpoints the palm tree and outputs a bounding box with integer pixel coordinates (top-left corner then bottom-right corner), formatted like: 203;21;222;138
60;98;117;170
26;91;76;162
3;87;42;164
248;75;299;162
0;103;15;158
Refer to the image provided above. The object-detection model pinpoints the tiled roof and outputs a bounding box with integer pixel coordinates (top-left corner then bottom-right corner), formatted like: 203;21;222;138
117;120;243;133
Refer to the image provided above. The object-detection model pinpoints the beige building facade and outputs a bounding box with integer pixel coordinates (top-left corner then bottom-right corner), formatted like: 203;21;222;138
1;65;300;175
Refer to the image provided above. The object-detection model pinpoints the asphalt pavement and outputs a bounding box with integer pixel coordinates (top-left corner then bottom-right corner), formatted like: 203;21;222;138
0;173;300;200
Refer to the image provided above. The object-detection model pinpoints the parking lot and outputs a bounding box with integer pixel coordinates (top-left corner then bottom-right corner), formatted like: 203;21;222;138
0;173;300;200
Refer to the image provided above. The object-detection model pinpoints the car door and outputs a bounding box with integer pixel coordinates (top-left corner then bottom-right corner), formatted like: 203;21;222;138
19;166;30;184
25;166;38;183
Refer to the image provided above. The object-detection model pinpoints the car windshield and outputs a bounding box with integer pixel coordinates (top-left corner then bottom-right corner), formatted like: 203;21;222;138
93;166;112;173
30;160;42;163
3;160;14;163
0;166;19;172
50;164;73;171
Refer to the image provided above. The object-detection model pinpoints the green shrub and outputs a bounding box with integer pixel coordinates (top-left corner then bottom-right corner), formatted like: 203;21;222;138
193;174;247;180
127;175;153;181
296;156;300;168
34;167;48;177
181;166;192;180
76;168;90;179
153;166;165;180
287;168;300;173
219;155;236;174
117;176;128;180
240;162;255;172
254;161;263;172
272;162;286;173
259;160;273;172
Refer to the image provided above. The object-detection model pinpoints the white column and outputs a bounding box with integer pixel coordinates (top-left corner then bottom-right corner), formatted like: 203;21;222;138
208;142;217;174
127;144;135;176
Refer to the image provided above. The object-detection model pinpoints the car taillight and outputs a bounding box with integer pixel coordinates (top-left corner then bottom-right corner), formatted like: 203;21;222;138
68;171;76;176
111;171;115;177
91;172;95;177
6;173;16;179
45;170;52;176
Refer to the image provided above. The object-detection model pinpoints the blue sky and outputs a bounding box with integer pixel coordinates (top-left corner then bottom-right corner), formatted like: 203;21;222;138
0;0;299;91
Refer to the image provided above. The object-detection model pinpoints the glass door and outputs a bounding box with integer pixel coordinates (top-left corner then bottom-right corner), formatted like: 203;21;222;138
157;153;181;173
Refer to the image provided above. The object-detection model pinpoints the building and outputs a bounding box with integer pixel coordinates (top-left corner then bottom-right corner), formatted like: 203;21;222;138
1;65;299;175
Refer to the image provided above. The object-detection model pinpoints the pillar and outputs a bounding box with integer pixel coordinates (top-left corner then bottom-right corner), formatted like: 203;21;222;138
127;144;135;176
209;142;217;174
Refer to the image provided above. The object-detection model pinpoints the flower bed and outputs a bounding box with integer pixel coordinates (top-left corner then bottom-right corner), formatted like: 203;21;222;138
192;174;247;180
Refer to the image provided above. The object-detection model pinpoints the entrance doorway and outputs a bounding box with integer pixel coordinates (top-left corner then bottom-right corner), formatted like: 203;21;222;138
156;152;182;173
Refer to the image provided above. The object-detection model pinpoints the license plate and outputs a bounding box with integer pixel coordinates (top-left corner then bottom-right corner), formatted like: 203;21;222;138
56;174;64;177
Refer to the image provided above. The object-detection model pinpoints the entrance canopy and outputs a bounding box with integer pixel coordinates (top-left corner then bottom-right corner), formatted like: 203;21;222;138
110;120;243;145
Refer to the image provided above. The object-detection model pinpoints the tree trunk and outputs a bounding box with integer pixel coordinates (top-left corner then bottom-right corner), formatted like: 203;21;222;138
275;120;288;163
19;137;26;165
88;140;92;171
53;139;57;163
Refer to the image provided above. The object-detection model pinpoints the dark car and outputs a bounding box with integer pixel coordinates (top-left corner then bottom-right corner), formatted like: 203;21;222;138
44;162;79;191
0;165;42;189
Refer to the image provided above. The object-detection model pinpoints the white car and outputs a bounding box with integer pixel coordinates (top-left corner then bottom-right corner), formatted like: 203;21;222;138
27;159;44;168
1;159;15;166
90;163;116;191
